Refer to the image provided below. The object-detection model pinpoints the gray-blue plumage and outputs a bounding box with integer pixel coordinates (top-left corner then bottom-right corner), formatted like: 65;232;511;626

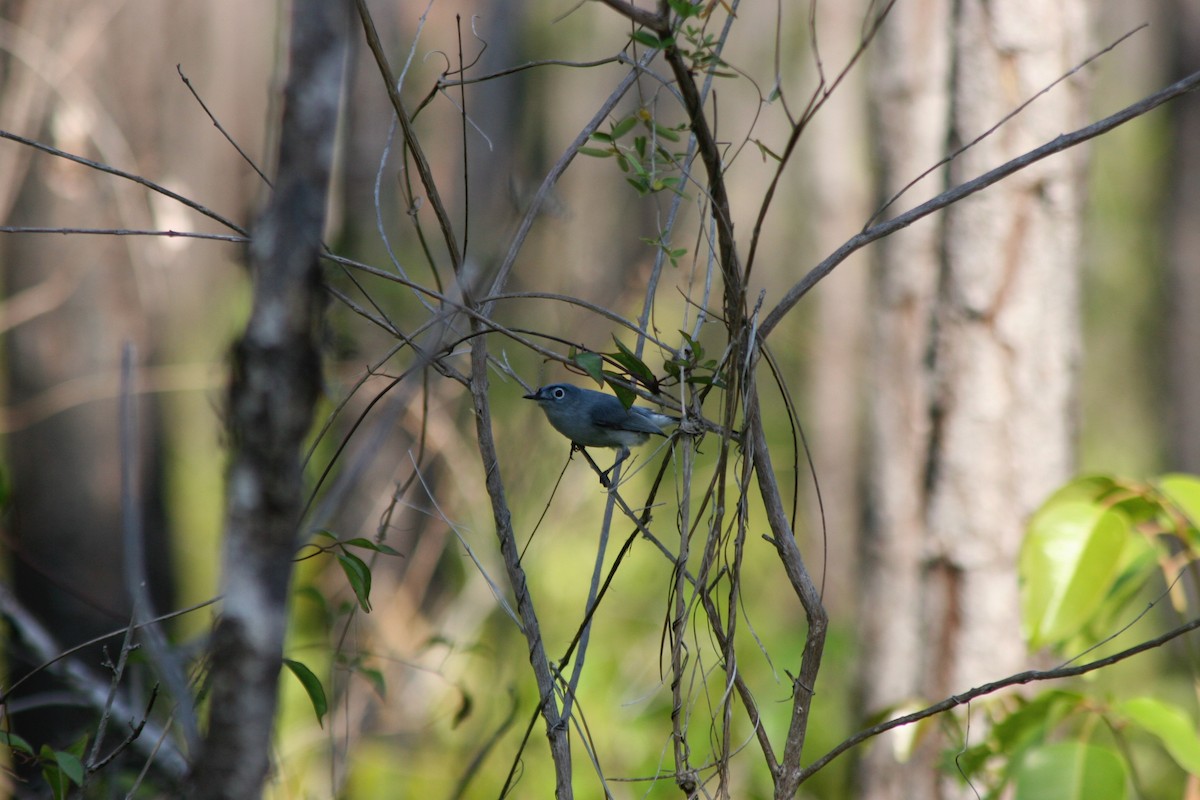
524;383;677;459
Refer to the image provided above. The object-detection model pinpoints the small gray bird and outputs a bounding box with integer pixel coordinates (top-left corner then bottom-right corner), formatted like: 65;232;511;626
524;383;678;468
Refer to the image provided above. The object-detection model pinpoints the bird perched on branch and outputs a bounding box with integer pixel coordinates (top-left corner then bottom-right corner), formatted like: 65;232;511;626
524;383;678;473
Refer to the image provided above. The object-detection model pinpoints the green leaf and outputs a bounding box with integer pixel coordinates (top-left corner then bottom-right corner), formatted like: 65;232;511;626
631;30;671;49
0;730;33;755
1041;475;1119;506
342;537;402;556
992;691;1086;753
40;745;80;800
1013;742;1127;800
1074;533;1159;645
284;658;329;726
603;374;637;409
337;552;373;613
578;146;613;159
590;131;613;143
611;115;638;140
677;330;703;360
1020;500;1130;648
1158;474;1200;520
610;337;657;387
572;351;605;385
1118;696;1200;775
667;0;700;18
753;138;783;162
652;121;681;142
358;665;387;698
1158;473;1200;543
625;177;651;195
52;750;83;785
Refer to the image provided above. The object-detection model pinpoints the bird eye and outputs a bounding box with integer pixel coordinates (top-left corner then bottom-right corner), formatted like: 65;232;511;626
552;387;565;399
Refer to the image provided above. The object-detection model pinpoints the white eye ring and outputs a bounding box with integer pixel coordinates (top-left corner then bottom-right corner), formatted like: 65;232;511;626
552;387;566;399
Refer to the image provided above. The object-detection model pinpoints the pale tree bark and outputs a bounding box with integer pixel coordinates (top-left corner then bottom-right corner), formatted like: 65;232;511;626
860;2;1089;797
805;0;873;616
185;2;349;797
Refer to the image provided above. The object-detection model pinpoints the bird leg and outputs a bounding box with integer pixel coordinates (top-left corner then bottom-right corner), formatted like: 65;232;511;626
573;444;626;488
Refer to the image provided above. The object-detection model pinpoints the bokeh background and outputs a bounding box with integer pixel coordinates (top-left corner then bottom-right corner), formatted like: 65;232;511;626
1;0;1197;797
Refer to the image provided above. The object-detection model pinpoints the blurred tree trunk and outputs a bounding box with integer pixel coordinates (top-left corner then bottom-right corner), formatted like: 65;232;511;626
185;1;347;796
804;0;872;617
0;0;174;765
1166;0;1200;472
859;2;1088;797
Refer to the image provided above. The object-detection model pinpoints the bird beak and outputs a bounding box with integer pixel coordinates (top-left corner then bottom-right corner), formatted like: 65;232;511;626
523;391;539;400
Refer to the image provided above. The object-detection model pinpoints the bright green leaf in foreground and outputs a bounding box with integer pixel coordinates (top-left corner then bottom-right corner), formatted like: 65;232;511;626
337;552;373;613
1020;499;1129;648
1158;473;1200;544
571;349;605;385
1118;696;1200;775
1013;742;1127;800
284;658;329;726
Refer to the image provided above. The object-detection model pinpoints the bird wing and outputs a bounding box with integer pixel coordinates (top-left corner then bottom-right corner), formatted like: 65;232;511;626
594;404;669;435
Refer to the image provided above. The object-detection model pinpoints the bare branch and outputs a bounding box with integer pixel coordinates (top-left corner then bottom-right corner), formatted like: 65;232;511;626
759;67;1200;341
0;583;189;779
354;0;463;274
468;331;573;796
0;128;246;235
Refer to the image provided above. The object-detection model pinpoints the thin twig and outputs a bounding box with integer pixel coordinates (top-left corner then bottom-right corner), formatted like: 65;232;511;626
798;616;1200;783
0;226;246;242
0;129;247;235
0;583;191;778
355;0;463;274
176;65;271;186
866;23;1149;229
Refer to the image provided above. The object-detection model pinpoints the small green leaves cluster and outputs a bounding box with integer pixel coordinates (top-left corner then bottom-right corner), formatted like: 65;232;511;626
947;690;1200;800
1020;473;1200;652
955;472;1200;798
624;2;735;76
311;529;401;614
284;532;402;726
640;232;688;269
579;109;688;197
1;732;85;800
570;333;723;409
663;330;723;388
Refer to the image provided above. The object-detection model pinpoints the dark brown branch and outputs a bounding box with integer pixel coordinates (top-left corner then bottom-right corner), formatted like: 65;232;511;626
0;226;247;242
468;331;573;797
354;0;463;275
798;616;1200;783
745;387;827;798
0;128;246;235
594;0;668;32
177;65;272;186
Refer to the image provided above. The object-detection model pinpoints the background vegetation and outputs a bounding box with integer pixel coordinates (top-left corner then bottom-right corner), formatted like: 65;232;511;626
1;0;1198;798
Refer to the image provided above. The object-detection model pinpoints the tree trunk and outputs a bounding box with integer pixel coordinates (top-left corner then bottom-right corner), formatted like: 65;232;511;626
1166;0;1200;472
185;2;349;796
859;2;1088;797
